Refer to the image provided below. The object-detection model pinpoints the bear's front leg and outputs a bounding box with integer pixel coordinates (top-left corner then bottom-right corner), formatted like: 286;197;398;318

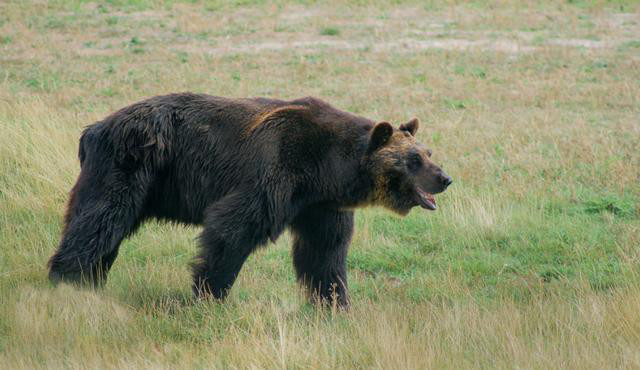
192;192;272;300
290;207;354;307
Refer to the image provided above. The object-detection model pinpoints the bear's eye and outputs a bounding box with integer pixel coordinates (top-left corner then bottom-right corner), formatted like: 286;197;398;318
408;154;422;171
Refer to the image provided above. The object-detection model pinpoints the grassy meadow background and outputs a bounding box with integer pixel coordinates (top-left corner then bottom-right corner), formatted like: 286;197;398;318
1;0;639;367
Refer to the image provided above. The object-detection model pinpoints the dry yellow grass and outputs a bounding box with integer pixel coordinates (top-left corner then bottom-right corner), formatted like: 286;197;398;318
1;0;639;368
4;284;640;368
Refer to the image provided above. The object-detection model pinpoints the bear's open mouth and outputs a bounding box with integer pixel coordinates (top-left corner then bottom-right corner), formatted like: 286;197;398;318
415;187;437;211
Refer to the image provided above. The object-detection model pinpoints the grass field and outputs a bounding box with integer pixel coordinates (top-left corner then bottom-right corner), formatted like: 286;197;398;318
1;0;639;368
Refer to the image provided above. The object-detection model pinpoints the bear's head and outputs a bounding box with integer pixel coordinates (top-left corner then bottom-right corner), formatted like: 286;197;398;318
365;118;452;215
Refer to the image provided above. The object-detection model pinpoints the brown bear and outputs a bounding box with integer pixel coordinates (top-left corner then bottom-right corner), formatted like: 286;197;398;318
48;93;452;306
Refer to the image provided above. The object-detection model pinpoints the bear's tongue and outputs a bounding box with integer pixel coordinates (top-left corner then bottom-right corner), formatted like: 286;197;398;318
416;188;437;211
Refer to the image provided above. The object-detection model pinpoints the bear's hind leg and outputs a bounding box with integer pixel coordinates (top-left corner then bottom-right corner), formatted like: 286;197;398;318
48;169;149;287
290;207;354;307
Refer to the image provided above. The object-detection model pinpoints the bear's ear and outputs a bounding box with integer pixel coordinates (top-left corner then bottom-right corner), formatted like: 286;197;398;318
369;121;394;152
399;118;419;136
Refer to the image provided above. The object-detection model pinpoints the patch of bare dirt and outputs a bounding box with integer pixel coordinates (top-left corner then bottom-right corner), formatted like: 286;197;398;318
547;39;609;48
173;37;537;56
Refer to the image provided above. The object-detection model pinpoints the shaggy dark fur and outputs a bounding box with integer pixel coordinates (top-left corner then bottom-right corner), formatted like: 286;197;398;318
48;93;452;306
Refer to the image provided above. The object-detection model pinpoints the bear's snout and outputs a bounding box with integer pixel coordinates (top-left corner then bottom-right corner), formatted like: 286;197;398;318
439;172;452;190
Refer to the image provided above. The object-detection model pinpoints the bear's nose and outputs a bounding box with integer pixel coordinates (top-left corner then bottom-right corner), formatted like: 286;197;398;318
441;174;452;188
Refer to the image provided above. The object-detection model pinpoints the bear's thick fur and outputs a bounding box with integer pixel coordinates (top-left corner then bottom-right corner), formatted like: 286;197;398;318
48;93;451;306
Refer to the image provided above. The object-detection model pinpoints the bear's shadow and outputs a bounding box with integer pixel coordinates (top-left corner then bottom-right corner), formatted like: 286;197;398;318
112;284;196;312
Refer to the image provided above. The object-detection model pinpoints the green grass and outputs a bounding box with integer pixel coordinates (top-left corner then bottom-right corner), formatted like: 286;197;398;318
319;27;340;36
1;0;640;368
